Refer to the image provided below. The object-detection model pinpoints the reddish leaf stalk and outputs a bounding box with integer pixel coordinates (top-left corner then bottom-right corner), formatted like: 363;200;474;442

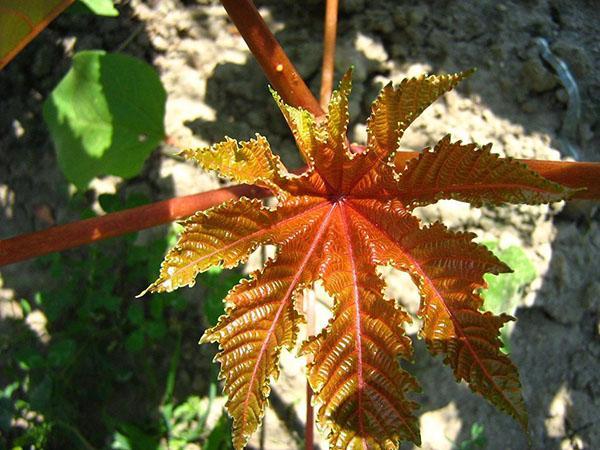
319;0;339;110
0;159;598;267
0;184;268;266
304;290;316;450
305;3;340;448
1;1;598;271
0;0;76;69
220;0;323;117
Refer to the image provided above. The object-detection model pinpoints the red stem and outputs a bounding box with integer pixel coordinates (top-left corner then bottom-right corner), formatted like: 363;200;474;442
1;158;597;267
220;0;323;117
304;290;316;450
319;0;339;110
0;184;268;266
1;0;598;270
307;3;339;448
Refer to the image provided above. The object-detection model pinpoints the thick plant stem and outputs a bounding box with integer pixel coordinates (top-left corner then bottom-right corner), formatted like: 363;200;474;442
220;0;323;117
0;184;268;266
319;0;339;110
1;0;598;268
0;158;597;267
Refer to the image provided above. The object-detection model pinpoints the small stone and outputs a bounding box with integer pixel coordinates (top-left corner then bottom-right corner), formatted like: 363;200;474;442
341;0;365;13
521;58;558;93
26;310;49;344
584;281;600;311
351;123;367;145
579;122;594;143
521;99;539;113
419;402;461;450
157;157;219;198
551;41;591;79
32;45;58;78
555;88;569;104
408;5;427;26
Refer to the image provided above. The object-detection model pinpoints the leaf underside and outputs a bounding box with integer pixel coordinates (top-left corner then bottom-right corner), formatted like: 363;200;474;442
146;69;575;449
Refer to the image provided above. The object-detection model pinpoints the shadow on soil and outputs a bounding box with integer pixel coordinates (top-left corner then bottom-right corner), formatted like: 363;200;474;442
188;1;599;449
1;0;598;448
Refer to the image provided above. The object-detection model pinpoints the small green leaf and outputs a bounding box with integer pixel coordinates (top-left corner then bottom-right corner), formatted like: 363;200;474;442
482;242;536;315
15;347;45;371
145;321;166;340
48;339;76;367
201;268;241;327
29;376;53;411
98;193;122;214
203;410;233;450
125;330;145;353
96;294;121;313
19;299;32;315
76;0;118;16
481;242;536;354
149;296;164;320
112;422;158;450
43;50;166;190
127;303;145;326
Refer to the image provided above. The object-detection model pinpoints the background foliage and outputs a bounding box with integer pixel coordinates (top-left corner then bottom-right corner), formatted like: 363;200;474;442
0;194;236;449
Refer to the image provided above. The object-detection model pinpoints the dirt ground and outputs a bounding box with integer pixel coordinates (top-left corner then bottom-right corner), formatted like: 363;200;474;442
1;0;599;449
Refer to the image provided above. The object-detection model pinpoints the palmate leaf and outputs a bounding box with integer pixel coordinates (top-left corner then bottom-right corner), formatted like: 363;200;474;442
394;134;578;207
301;206;420;448
145;70;576;449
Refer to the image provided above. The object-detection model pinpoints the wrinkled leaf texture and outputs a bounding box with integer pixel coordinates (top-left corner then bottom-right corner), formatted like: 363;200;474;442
145;69;575;449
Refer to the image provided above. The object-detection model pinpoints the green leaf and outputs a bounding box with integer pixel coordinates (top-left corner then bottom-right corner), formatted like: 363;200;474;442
203;410;233;450
15;347;45;371
48;338;76;367
29;376;52;411
201;268;241;327
19;299;32;315
43;50;166;190
145;321;166;340
125;330;145;353
98;193;122;214
111;422;158;450
94;293;121;313
76;0;118;16
481;242;536;354
482;242;536;315
127;303;145;326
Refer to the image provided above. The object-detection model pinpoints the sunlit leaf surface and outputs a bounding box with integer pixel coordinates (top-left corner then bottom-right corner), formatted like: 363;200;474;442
147;69;576;449
43;50;166;189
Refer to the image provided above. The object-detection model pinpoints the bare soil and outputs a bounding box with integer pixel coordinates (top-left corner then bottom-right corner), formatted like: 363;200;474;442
1;1;599;449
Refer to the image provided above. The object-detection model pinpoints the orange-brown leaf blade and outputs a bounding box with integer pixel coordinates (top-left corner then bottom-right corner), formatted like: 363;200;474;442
180;135;288;195
407;224;527;428
201;206;336;449
303;205;420;449
142;196;328;294
0;1;74;69
348;200;528;428
312;70;352;192
396;135;578;207
347;71;472;193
